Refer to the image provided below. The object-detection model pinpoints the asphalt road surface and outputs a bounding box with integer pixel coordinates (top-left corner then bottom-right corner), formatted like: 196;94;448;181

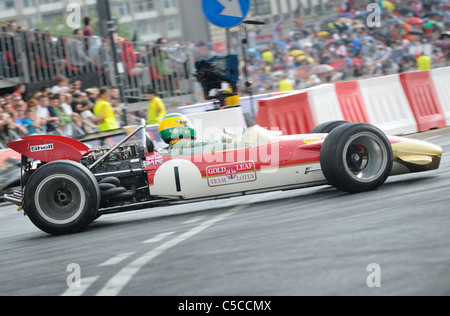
1;131;450;297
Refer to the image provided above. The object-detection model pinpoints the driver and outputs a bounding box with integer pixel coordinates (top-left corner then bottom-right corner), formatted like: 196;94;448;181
158;113;278;154
158;113;225;152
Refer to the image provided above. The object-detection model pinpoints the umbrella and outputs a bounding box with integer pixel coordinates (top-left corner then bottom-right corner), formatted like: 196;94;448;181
310;64;334;75
405;17;424;25
327;38;338;45
440;31;450;39
361;36;375;42
276;41;286;47
272;71;284;78
397;7;419;17
297;55;314;63
424;20;444;29
382;1;396;11
423;11;444;18
435;40;450;49
327;39;345;46
289;49;305;57
293;29;310;37
353;24;366;29
312;42;326;50
317;31;329;37
339;17;352;24
371;30;385;38
386;17;405;27
408;29;425;35
247;48;258;57
400;54;416;62
339;12;353;18
354;12;370;19
289;44;302;51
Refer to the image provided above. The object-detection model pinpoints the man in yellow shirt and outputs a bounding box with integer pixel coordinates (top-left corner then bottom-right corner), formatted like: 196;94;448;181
147;89;167;125
93;88;118;132
416;53;431;71
279;78;293;92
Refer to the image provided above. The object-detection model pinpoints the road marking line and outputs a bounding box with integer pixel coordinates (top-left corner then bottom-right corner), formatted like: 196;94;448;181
61;276;99;296
142;232;175;244
99;252;136;267
96;205;245;296
182;215;206;225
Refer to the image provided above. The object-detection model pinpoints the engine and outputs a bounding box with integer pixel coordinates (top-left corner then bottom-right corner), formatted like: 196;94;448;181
80;141;151;208
82;141;145;165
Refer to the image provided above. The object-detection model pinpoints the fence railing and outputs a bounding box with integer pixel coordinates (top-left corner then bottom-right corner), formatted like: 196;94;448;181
0;30;196;103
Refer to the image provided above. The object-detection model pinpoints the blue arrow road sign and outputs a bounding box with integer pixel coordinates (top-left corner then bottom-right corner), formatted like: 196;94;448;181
202;0;251;28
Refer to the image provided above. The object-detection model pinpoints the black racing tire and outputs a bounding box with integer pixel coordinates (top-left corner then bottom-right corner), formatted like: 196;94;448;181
24;160;101;235
320;123;393;193
310;120;350;134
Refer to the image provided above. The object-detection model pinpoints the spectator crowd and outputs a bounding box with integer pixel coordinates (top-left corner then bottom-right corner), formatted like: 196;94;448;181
0;78;126;148
242;0;450;94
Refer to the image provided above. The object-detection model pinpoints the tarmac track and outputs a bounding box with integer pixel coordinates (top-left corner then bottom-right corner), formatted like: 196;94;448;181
0;131;450;296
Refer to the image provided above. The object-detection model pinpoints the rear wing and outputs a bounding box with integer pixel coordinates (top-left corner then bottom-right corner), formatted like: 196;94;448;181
7;135;89;163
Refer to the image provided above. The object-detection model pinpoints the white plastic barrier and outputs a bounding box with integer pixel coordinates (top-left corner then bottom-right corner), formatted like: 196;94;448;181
239;94;271;115
306;84;344;126
178;101;216;115
178;93;272;116
430;67;450;126
187;107;248;142
358;74;418;135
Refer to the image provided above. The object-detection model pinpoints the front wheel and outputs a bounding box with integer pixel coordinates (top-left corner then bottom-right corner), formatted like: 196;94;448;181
24;160;100;235
320;123;393;193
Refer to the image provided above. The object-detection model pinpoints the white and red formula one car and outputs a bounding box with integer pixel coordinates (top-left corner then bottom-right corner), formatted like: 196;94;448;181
5;120;442;235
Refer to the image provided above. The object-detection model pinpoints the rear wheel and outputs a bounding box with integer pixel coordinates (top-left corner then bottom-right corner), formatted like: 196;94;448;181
320;123;393;193
24;161;100;235
310;120;350;134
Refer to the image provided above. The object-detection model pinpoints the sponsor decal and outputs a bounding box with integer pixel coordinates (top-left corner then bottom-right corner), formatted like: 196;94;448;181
30;144;54;152
146;154;164;166
206;161;257;187
303;137;322;145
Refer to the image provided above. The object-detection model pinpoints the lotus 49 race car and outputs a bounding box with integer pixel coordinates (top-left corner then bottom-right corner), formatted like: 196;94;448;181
5;120;442;235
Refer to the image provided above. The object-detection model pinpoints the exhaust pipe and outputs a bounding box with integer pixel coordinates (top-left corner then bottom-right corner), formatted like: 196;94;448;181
3;190;23;205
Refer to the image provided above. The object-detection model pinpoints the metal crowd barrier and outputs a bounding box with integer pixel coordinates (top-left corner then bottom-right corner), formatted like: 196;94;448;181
0;30;195;103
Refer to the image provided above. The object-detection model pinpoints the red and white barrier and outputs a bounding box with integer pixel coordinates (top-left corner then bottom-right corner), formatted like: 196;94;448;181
400;71;446;132
431;67;450;126
307;84;345;126
255;91;316;135
256;68;450;136
334;80;370;124
358;74;418;135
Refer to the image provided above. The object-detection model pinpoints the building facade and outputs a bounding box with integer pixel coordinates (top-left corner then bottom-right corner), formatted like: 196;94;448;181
1;0;337;46
0;0;185;43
